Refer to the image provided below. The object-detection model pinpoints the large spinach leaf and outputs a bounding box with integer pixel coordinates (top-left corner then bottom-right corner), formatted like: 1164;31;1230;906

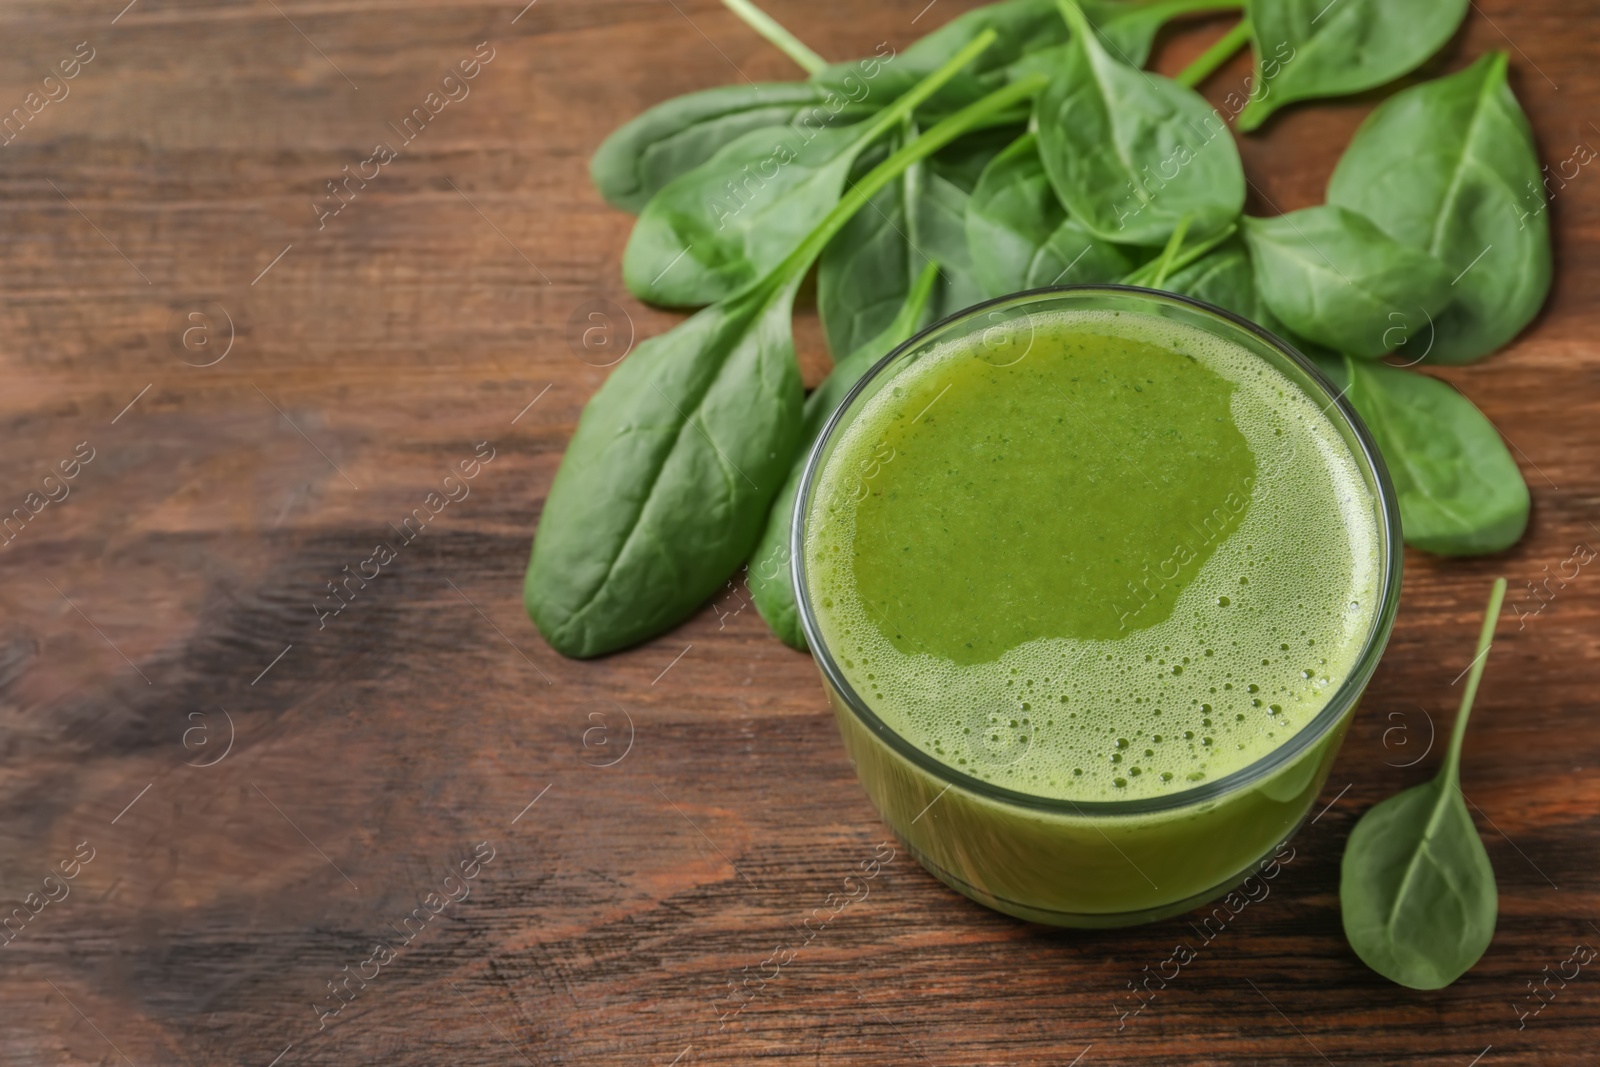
1237;0;1469;131
749;264;942;649
625;34;995;308
591;83;874;214
1241;206;1453;359
1341;578;1504;989
1037;0;1246;246
1335;356;1528;555
1327;52;1551;365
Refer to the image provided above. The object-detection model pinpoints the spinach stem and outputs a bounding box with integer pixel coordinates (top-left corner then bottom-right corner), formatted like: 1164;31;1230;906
1442;577;1507;787
1149;217;1192;287
854;30;999;150
1129;0;1243;24
1121;223;1237;286
1175;17;1253;88
782;73;1051;280
890;261;943;340
720;0;828;74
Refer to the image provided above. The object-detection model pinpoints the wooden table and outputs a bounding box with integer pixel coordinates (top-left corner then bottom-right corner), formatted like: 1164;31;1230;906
0;1;1593;1063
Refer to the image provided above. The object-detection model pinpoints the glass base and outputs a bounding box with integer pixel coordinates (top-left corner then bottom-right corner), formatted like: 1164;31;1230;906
903;832;1298;928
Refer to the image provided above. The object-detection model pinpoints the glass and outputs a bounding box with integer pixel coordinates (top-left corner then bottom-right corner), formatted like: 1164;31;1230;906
791;286;1402;928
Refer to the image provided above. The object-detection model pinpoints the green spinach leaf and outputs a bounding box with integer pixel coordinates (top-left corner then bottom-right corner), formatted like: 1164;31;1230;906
966;132;1138;296
1327;52;1551;364
591;83;874;214
1238;0;1469;131
749;263;942;649
525;278;805;657
1341;577;1505;989
817;125;1016;359
1037;0;1246;246
1241;206;1453;359
1339;357;1529;555
1157;238;1331;357
625;33;996;307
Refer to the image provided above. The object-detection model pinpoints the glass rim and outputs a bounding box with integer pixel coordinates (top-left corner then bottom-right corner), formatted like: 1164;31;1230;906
791;283;1403;818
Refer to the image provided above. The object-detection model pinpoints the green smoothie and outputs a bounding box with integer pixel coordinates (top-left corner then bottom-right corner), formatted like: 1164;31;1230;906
798;292;1395;925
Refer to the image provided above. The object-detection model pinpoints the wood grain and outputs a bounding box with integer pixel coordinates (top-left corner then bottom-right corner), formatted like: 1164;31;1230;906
0;1;1596;1064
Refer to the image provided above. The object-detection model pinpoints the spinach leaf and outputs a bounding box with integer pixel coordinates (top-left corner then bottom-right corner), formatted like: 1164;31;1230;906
917;155;992;315
625;33;996;308
528;70;1053;657
1157;238;1331;356
1338;356;1529;555
749;263;942;649
816;153;924;361
1341;578;1505;990
1237;0;1469;132
812;0;1216;117
525;278;805;657
965;133;1138;296
813;0;1066;116
591;83;874;214
816;125;1017;359
1159;239;1283;327
1241;206;1453;359
1327;52;1551;365
1037;0;1246;246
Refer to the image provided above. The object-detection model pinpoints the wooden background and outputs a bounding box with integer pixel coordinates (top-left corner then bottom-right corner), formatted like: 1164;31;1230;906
0;0;1595;1064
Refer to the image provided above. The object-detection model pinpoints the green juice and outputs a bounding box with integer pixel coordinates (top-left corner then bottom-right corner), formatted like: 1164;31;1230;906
799;291;1396;925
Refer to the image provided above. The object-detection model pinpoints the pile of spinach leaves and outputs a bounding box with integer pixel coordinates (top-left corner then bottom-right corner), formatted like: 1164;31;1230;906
528;0;1549;660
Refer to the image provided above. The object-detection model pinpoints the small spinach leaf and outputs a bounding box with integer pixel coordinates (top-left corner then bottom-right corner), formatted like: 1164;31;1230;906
1340;356;1529;555
916;156;992;314
591;83;873;214
817;125;1017;358
1341;578;1505;989
1237;0;1469;132
1037;0;1246;246
625;33;996;308
816;158;923;360
1158;238;1330;356
1241;206;1453;359
814;0;1067;116
1327;52;1551;364
749;263;942;649
966;133;1138;296
525;277;805;658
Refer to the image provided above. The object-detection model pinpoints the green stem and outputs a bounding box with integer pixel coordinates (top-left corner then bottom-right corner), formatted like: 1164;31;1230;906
1442;577;1507;788
1126;0;1243;24
891;261;942;339
1175;17;1253;88
1149;217;1192;287
1056;0;1093;41
720;0;827;74
782;74;1051;279
854;30;999;150
1122;223;1237;286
